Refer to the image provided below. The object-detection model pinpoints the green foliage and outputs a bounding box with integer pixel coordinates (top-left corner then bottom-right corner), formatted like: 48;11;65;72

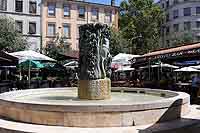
110;29;129;56
119;0;164;54
0;16;28;52
170;32;194;47
44;36;71;60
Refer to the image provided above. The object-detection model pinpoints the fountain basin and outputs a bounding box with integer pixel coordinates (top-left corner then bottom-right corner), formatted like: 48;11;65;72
0;87;190;127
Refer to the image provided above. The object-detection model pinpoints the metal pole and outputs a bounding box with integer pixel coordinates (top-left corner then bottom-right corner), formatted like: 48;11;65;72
148;59;151;81
19;65;22;80
158;65;160;81
28;60;31;89
87;6;89;24
5;67;7;80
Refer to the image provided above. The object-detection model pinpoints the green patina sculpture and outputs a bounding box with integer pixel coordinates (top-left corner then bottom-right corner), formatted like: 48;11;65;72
79;23;112;80
78;23;112;100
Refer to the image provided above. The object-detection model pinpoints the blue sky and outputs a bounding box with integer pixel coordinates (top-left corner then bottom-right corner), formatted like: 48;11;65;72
86;0;159;6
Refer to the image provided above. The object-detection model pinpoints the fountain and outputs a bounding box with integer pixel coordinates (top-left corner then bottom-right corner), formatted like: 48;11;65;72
0;24;199;133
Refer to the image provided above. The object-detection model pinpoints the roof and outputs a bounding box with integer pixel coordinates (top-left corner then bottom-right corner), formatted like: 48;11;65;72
143;42;200;57
43;0;119;9
58;51;79;60
74;1;119;8
0;51;18;66
131;42;200;67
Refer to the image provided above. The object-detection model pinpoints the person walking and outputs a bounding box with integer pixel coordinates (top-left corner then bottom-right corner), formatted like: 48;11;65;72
191;75;200;98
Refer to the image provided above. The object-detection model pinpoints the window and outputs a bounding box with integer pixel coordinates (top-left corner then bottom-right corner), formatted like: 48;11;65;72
173;0;179;5
173;24;179;32
15;21;23;33
184;22;191;30
15;0;23;12
63;4;70;17
161;27;165;37
47;42;54;48
47;23;56;36
29;22;36;34
166;13;169;22
162;3;164;9
29;1;36;14
196;36;200;41
0;0;7;11
166;1;169;8
48;3;55;16
196;7;200;15
91;8;98;21
63;24;70;38
184;7;191;16
166;40;170;46
105;11;112;23
78;6;85;18
173;9;179;19
196;21;200;28
166;26;170;35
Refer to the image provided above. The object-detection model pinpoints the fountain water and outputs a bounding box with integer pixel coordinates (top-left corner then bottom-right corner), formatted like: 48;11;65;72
0;24;199;133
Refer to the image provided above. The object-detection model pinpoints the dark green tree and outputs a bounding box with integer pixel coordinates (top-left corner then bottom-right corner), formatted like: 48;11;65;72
170;32;194;47
120;0;164;54
110;29;129;56
0;16;28;52
44;35;71;60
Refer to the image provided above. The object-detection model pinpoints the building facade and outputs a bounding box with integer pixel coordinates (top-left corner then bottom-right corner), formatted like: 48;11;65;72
0;0;41;51
41;0;118;51
158;0;200;47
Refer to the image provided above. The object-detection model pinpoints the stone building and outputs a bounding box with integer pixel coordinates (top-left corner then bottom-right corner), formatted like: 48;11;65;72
158;0;200;47
0;0;41;51
41;0;119;51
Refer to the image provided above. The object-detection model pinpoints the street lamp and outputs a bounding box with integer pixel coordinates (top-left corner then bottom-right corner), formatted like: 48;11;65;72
130;34;142;54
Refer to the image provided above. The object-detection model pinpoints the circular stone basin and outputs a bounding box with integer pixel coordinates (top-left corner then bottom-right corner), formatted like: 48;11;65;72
0;87;190;128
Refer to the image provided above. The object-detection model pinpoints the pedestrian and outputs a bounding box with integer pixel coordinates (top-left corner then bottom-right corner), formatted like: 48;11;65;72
191;75;200;98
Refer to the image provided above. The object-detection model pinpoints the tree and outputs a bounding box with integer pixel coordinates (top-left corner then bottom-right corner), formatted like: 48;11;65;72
0;16;28;52
120;0;164;54
170;32;194;47
110;29;129;56
44;34;72;60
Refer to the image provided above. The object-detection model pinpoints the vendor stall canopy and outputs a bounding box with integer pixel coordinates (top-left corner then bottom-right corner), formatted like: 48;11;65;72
174;67;200;72
9;50;56;63
112;53;141;65
131;42;200;67
0;51;18;66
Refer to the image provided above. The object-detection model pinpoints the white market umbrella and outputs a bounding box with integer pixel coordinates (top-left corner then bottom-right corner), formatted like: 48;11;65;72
115;66;135;72
191;65;200;69
112;53;141;65
140;63;179;80
140;63;179;69
9;50;56;63
160;63;179;69
174;67;200;72
9;50;56;88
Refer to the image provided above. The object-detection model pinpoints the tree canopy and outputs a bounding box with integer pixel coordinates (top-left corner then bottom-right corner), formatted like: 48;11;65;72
0;16;28;52
110;29;129;56
170;32;194;47
119;0;164;54
44;35;72;60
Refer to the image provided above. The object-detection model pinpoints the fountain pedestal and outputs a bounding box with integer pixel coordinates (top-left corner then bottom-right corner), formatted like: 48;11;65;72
78;79;111;100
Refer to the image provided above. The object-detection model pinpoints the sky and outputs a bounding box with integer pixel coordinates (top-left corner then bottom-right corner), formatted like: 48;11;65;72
86;0;160;6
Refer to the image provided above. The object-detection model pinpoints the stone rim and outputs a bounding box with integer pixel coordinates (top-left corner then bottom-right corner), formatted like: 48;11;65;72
0;87;190;113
